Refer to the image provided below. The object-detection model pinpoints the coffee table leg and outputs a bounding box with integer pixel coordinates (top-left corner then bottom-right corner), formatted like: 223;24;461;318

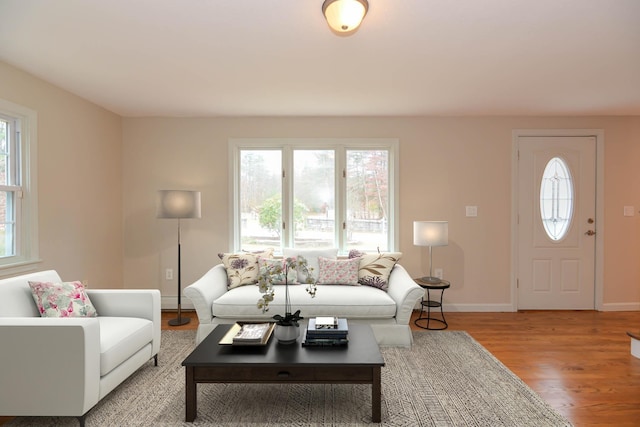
372;366;381;423
185;366;197;422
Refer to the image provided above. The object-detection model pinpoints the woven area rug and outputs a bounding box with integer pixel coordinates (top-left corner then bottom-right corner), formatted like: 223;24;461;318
8;330;571;426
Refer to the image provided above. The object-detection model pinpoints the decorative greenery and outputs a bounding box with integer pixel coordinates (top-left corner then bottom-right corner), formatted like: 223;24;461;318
257;256;316;326
258;195;308;237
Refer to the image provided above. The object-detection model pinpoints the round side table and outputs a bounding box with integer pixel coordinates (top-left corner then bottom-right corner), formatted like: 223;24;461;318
414;278;450;330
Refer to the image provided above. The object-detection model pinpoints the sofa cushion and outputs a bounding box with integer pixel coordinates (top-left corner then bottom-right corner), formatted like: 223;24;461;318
283;247;338;283
316;256;360;285
28;281;98;317
218;248;274;289
354;252;403;291
98;317;153;376
212;284;396;319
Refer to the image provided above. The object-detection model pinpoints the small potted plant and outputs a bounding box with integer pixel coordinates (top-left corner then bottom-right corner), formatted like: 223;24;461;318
257;256;316;344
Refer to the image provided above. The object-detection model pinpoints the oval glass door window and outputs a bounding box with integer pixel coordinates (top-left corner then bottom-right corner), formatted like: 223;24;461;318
540;157;574;241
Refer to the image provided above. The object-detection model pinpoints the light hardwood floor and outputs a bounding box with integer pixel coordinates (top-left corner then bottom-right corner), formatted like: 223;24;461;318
2;310;639;426
434;310;640;427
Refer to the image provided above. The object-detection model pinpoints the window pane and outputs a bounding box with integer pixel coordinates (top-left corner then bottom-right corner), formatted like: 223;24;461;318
540;157;573;241
293;150;334;248
0;119;7;186
240;150;282;251
346;150;389;251
0;191;15;257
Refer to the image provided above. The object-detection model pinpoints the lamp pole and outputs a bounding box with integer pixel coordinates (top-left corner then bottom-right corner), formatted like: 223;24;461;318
168;219;189;326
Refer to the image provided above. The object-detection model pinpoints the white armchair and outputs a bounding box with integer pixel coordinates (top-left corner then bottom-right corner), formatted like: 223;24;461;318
0;270;161;426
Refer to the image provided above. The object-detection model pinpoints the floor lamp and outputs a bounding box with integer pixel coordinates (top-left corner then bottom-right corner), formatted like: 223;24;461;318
157;190;201;326
413;221;448;284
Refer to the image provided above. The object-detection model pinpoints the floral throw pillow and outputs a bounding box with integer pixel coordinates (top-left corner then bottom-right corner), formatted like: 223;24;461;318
28;281;98;317
218;248;274;289
316;257;360;285
353;252;402;291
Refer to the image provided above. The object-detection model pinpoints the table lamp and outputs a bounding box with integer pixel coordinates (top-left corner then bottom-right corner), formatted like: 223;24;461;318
413;221;448;284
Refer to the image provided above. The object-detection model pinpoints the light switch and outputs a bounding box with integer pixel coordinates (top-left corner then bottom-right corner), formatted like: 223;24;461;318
466;206;478;217
624;206;635;217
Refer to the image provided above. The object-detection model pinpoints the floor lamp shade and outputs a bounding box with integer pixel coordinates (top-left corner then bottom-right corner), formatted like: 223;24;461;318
413;221;448;284
157;190;201;326
156;190;201;219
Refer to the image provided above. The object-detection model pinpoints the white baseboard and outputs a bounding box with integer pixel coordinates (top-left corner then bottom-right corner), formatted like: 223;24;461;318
419;302;640;312
441;303;516;312
601;302;640;311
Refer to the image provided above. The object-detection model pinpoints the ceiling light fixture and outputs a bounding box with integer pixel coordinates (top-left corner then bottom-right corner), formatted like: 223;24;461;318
322;0;369;35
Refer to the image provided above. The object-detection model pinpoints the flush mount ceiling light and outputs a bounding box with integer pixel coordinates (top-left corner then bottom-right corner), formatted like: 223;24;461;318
322;0;369;35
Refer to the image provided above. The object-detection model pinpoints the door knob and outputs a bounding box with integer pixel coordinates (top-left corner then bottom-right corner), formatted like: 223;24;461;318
587;218;594;224
585;230;596;236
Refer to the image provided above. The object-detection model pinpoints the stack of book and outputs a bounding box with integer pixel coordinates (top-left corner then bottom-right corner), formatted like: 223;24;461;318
303;316;349;347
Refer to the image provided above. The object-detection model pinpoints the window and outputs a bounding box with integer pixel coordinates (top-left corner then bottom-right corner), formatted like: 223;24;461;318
540;157;573;241
230;139;398;254
0;99;38;271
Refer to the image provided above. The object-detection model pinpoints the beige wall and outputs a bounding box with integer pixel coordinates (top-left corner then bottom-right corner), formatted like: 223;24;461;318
123;116;640;311
0;62;123;286
2;60;638;309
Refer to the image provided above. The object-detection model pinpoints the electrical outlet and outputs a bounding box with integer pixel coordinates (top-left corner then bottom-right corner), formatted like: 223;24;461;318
434;268;443;279
165;268;173;280
466;206;478;217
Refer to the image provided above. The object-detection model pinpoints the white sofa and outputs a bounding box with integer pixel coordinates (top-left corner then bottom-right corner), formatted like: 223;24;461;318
185;263;423;347
0;270;161;426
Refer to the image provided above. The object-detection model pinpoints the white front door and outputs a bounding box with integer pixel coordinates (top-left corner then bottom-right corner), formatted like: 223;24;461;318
517;135;597;309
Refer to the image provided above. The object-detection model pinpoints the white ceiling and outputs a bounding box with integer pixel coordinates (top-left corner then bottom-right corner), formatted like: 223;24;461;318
1;0;639;117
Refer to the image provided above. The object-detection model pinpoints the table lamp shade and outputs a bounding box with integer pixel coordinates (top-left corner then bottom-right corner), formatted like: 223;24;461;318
157;190;201;219
413;221;448;247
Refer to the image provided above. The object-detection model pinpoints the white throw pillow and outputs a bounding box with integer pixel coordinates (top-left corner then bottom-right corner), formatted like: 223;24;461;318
283;247;338;283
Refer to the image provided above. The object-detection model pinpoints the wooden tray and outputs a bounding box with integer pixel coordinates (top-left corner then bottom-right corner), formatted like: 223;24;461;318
219;322;275;346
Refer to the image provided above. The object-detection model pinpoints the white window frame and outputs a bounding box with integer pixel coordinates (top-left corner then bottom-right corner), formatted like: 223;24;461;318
0;99;39;273
229;138;399;254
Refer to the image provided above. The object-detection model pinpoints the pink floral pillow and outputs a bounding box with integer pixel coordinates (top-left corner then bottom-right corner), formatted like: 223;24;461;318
28;281;98;317
316;257;360;285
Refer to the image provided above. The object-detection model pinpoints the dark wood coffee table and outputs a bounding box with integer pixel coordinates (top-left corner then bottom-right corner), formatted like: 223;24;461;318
181;323;385;423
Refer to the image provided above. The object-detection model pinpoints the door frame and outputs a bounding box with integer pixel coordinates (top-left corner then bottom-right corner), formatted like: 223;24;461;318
511;129;605;311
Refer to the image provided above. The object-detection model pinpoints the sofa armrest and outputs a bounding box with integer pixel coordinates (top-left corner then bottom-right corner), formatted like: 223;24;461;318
386;264;424;325
0;318;101;417
183;264;228;325
86;289;161;356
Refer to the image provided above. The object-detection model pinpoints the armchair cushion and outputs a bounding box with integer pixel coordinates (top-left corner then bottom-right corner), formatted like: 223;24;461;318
28;281;97;318
98;317;154;376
